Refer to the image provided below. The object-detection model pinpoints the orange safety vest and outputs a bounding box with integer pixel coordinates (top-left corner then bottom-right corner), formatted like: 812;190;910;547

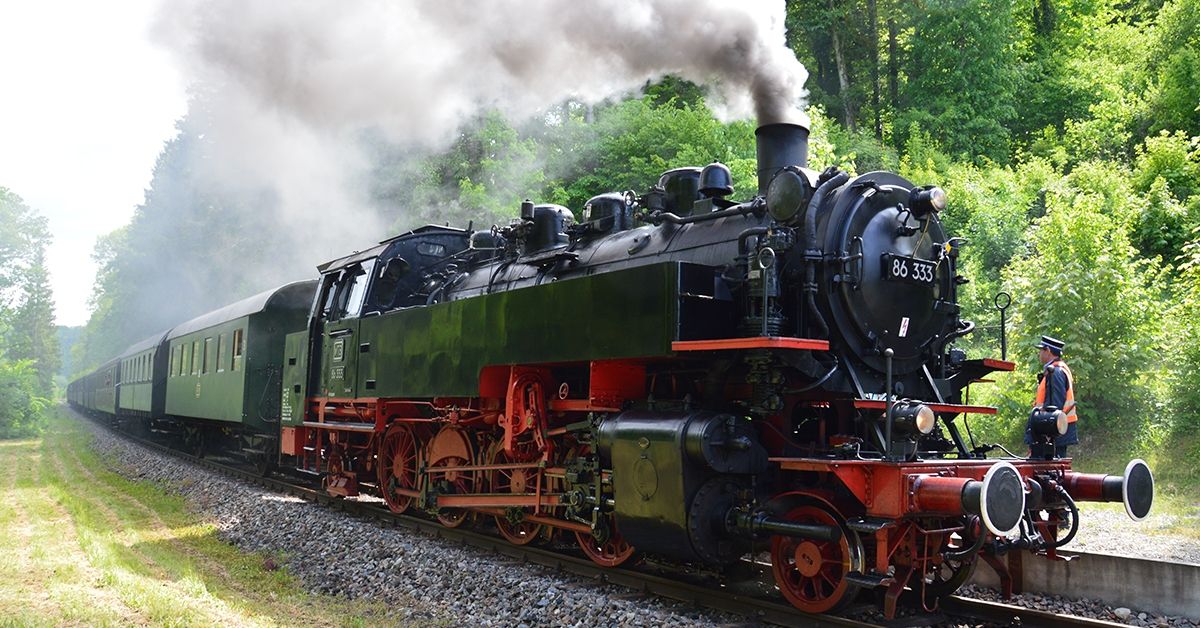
1035;359;1077;423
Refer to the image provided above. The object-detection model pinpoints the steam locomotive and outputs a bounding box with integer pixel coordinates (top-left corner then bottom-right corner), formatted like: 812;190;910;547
69;114;1154;617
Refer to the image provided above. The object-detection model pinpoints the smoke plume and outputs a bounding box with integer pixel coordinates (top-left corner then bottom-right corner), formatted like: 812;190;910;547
147;0;808;286
157;1;808;146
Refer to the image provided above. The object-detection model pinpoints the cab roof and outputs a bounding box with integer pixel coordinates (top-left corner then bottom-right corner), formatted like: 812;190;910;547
316;225;468;273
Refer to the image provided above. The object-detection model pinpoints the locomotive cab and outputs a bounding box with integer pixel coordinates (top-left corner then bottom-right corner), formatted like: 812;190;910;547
306;226;471;405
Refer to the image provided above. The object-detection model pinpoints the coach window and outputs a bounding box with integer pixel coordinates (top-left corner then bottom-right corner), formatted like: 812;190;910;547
232;328;244;371
203;338;213;374
217;334;227;372
178;345;186;377
192;340;201;375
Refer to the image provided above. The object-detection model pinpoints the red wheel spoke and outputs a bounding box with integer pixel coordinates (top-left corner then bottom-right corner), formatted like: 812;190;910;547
770;502;861;614
378;424;419;514
489;447;545;545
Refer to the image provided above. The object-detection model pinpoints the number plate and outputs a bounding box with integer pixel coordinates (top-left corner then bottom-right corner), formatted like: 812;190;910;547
883;253;937;286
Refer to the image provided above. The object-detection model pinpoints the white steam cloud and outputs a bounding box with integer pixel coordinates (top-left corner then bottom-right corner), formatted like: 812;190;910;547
158;0;808;141
152;0;808;261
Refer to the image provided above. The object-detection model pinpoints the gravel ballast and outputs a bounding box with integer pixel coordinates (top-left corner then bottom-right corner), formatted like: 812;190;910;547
82;418;736;627
78;414;1200;626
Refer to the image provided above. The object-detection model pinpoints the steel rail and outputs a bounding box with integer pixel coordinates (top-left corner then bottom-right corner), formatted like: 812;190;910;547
75;410;1178;628
942;596;1130;627
80;412;872;628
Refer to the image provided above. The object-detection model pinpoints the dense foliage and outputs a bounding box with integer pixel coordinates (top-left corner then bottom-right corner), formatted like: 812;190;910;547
0;188;57;437
76;0;1198;470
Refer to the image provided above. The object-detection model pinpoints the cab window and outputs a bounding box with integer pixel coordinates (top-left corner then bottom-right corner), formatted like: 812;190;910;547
328;261;375;321
319;272;340;320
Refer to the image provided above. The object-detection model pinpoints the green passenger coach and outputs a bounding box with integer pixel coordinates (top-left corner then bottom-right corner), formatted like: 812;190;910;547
116;331;170;426
163;280;317;455
90;358;120;418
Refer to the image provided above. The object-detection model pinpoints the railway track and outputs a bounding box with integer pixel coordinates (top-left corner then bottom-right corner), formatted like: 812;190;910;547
79;412;1168;628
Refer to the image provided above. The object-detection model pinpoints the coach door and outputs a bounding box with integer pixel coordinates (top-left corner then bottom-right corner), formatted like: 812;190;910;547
318;260;375;399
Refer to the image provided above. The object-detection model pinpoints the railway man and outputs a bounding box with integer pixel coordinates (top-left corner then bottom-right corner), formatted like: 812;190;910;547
1026;335;1078;457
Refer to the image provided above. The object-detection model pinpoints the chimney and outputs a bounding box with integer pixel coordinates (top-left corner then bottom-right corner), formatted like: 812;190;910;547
755;122;809;196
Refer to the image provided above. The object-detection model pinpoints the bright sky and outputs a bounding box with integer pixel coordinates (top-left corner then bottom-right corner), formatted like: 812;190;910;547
0;0;186;326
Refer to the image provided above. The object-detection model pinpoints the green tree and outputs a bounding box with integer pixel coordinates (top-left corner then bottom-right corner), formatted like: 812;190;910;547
0;187;54;436
1001;165;1159;437
0;187;51;311
1132;130;1200;201
76;116;314;372
6;249;59;394
0;359;47;439
1143;0;1200;136
1165;235;1200;432
898;0;1019;161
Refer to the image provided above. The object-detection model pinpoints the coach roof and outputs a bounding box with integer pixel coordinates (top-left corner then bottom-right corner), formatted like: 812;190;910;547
167;280;317;340
117;330;171;360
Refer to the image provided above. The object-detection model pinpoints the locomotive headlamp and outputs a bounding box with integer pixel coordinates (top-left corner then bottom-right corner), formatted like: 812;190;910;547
890;401;937;435
909;186;947;216
766;168;812;224
1029;407;1068;437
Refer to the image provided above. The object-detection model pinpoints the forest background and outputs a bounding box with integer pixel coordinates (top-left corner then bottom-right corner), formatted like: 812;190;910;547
1;0;1197;494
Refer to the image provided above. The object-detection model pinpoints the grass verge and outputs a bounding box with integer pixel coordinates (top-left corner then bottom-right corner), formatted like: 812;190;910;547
0;407;400;627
